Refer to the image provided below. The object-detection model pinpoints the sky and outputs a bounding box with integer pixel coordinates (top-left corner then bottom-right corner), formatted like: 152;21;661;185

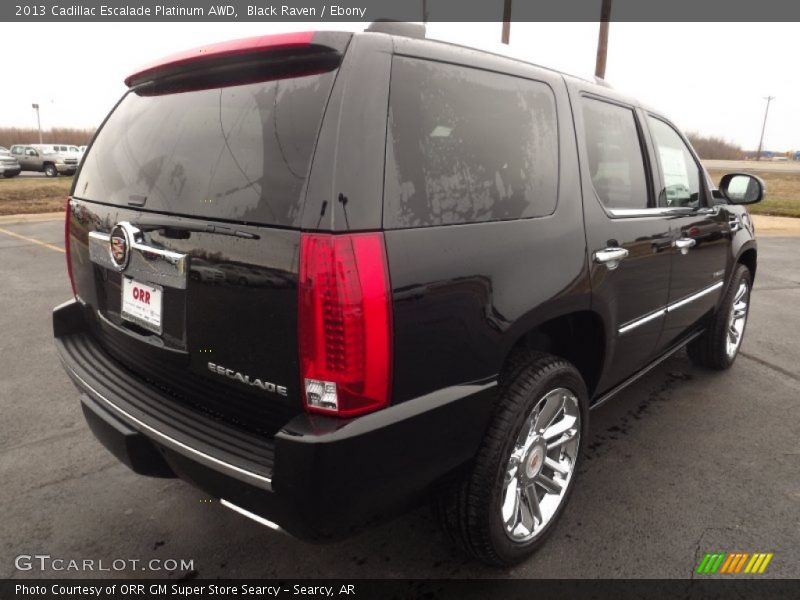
0;21;797;151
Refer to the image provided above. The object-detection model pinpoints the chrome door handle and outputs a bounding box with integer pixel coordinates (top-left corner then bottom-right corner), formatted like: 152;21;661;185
593;247;629;270
674;237;696;255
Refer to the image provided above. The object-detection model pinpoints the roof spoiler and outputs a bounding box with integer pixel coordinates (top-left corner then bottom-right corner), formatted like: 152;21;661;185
125;31;350;88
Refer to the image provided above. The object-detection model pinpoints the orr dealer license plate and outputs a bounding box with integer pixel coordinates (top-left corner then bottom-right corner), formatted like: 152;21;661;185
121;277;163;334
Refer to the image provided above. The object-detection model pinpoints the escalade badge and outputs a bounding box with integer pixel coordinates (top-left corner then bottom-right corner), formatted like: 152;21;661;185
207;362;288;397
109;223;131;271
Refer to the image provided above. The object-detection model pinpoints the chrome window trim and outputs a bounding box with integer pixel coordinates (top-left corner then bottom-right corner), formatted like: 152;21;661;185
608;207;694;218
618;280;725;335
67;368;273;490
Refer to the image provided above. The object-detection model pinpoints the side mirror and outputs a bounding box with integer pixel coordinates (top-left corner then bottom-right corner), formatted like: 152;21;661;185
719;173;765;205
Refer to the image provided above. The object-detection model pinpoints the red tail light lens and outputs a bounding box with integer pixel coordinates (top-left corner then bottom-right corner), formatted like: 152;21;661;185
298;233;392;417
65;197;77;298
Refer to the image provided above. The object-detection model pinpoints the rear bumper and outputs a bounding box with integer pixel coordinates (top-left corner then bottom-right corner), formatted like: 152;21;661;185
53;299;496;540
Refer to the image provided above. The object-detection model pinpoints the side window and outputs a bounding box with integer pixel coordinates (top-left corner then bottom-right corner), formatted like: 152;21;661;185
581;97;649;210
11;146;21;155
25;148;36;156
647;117;703;208
384;57;559;228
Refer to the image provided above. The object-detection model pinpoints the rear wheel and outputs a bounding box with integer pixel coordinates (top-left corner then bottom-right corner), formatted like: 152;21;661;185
3;172;18;178
44;163;58;177
435;351;588;566
687;264;751;370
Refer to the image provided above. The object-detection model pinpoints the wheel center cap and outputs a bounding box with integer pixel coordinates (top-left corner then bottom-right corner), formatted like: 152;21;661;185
525;444;545;479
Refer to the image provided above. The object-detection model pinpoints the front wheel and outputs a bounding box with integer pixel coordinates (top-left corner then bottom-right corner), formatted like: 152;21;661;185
435;351;588;566
44;163;58;177
687;264;752;370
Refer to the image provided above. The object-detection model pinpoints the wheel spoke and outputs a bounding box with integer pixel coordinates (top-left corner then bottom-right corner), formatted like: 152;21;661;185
544;456;569;476
543;416;576;441
534;392;563;434
734;284;747;304
546;429;577;451
523;483;543;525
503;478;520;531
536;473;564;495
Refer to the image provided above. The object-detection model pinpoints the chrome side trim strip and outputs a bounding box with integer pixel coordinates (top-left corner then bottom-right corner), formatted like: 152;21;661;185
618;280;725;335
67;368;273;489
221;499;282;531
618;308;666;334
666;281;724;313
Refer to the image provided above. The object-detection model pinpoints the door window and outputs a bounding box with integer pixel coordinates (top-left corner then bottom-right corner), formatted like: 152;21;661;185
581;97;649;210
647;117;703;208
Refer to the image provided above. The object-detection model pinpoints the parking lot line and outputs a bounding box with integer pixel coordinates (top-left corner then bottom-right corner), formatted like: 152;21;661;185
0;225;65;253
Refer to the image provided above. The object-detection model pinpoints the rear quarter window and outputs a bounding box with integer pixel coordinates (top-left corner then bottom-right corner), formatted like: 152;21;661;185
384;57;559;228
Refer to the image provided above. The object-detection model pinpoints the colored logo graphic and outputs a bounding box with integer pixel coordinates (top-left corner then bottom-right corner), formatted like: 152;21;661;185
696;552;774;575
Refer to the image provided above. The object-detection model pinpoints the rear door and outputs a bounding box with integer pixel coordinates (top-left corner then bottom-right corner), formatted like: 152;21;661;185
571;89;673;394
643;115;730;345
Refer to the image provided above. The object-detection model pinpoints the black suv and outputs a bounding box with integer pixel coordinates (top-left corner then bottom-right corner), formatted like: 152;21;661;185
54;24;763;566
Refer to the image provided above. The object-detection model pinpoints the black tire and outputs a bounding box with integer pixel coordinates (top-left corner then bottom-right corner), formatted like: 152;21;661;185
3;172;19;178
44;163;58;177
687;263;752;370
434;351;589;566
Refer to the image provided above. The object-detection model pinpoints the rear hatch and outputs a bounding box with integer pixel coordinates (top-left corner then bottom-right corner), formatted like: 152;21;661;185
67;32;351;436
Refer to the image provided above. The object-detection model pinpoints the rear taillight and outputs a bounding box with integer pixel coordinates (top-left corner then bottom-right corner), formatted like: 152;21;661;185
298;233;392;417
65;197;77;297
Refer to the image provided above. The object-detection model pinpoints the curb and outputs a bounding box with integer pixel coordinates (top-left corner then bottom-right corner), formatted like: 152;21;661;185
0;211;64;224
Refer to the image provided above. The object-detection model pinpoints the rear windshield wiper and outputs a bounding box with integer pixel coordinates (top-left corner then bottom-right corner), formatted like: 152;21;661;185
137;223;260;240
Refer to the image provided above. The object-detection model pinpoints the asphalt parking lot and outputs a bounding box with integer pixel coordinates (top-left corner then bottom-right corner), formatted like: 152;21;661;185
0;218;798;579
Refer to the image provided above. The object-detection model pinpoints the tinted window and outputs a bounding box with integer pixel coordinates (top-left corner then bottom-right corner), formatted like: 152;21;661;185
384;57;558;228
581;98;648;210
648;117;703;208
74;71;337;226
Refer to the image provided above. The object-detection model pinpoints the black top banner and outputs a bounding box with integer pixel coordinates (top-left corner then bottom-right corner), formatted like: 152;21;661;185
3;0;800;22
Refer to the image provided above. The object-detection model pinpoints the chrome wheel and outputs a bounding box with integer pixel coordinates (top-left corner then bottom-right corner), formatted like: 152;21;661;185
725;282;749;359
501;387;580;543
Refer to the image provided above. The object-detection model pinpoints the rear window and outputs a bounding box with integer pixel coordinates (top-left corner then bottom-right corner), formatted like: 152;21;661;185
384;57;559;228
74;71;337;226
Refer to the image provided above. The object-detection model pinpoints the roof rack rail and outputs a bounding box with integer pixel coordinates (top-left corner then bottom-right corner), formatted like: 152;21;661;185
365;20;426;39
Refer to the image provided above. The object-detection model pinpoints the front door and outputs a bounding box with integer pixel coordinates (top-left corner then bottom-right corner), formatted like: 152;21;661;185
644;115;730;346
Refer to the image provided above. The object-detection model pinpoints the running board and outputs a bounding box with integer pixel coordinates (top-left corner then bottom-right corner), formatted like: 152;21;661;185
590;330;703;411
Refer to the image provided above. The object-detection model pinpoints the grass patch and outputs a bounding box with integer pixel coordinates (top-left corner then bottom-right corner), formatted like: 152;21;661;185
0;176;72;215
707;169;800;218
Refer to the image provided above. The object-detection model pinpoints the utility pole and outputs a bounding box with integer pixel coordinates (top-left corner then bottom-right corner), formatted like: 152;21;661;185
755;96;775;161
32;103;42;144
422;0;428;23
501;0;512;44
595;0;612;79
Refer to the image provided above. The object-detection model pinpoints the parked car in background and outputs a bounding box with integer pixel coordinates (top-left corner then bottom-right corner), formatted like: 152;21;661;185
0;153;21;178
9;144;79;176
0;146;10;154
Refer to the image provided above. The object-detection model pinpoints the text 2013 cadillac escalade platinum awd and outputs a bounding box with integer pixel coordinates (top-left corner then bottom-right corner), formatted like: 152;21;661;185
53;23;763;566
